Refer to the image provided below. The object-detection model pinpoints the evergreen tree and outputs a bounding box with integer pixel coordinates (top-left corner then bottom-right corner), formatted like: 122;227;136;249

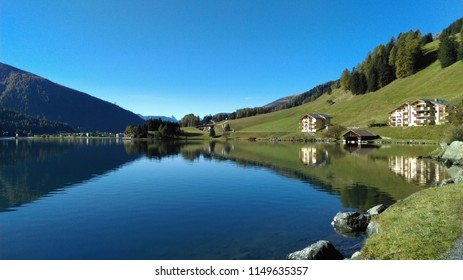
394;30;423;78
459;28;463;62
362;52;373;81
202;114;213;124
350;71;367;95
363;44;396;91
367;67;378;92
124;125;137;137
421;33;433;45
339;69;351;90
438;35;459;68
209;127;216;137
180;113;200;127
439;18;463;40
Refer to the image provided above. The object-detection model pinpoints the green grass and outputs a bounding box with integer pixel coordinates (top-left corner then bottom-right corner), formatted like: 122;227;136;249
181;127;210;139
222;59;463;142
361;183;463;259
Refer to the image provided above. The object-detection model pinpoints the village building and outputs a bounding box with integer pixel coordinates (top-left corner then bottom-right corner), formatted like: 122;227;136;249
196;123;214;132
343;130;381;144
389;99;448;127
300;114;331;133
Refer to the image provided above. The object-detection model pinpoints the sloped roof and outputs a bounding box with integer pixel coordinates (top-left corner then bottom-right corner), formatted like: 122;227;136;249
342;130;378;137
421;98;448;106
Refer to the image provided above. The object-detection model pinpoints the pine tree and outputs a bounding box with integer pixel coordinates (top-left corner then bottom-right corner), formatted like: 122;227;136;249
350;71;367;95
367;67;378;92
459;28;463;62
421;33;433;45
438;35;458;68
209;127;216;137
339;69;351;90
394;31;423;78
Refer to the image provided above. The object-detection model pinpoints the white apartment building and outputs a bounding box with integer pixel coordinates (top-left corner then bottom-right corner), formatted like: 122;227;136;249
389;99;448;127
300;114;331;133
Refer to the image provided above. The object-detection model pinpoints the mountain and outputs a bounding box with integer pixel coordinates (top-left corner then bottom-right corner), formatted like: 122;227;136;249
0;62;144;132
137;114;178;123
0;107;75;136
263;94;298;108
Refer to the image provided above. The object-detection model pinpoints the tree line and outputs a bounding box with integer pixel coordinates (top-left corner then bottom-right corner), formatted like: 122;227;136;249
125;118;182;138
339;30;432;95
178;81;335;127
0;107;75;136
340;17;463;95
437;18;463;68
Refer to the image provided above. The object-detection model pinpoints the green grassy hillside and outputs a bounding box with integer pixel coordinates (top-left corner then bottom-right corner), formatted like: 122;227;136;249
223;60;463;141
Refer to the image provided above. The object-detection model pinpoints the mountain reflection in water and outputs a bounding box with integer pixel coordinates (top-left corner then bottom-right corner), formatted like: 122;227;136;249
0;139;452;259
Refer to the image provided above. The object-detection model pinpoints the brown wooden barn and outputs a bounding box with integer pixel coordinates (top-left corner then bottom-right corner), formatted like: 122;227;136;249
343;130;380;144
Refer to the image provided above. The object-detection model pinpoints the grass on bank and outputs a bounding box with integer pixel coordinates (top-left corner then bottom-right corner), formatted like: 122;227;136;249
361;183;463;260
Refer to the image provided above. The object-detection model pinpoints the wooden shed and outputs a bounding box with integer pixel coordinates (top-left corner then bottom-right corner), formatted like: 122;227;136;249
343;130;380;144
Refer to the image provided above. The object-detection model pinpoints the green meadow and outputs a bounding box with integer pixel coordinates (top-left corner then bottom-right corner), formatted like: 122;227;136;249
210;59;463;142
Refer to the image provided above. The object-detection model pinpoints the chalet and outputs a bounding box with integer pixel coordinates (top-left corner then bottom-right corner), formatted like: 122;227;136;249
300;114;331;133
343;130;380;144
389;99;448;127
196;124;214;131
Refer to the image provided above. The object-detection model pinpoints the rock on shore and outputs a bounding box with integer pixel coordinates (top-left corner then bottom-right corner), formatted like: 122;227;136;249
287;240;344;260
287;204;388;260
331;204;388;237
331;211;371;236
435;141;463;185
441;141;463;166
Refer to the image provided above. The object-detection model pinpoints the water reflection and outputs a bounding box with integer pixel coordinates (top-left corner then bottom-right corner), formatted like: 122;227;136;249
1;139;450;214
2;140;452;260
343;144;381;154
389;156;448;185
300;146;330;166
299;144;449;187
0;139;141;211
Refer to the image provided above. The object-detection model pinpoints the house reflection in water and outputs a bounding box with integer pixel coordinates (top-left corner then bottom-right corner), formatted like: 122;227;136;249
388;156;449;186
299;146;329;166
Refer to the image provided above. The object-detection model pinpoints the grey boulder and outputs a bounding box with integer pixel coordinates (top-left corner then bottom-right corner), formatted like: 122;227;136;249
287;240;343;260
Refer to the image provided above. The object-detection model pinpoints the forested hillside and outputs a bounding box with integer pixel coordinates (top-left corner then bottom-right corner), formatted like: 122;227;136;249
0;63;144;132
0;108;74;136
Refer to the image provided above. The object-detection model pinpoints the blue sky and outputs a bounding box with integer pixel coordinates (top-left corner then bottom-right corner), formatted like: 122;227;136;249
1;0;462;119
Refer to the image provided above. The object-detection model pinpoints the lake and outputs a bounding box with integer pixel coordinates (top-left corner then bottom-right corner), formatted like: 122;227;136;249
0;139;450;260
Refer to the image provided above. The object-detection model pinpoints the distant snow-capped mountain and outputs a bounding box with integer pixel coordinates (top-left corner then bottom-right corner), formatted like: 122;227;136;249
137;114;178;123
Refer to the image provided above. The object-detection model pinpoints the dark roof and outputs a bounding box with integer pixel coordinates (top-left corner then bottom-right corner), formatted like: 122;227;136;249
342;130;378;137
421;98;448;106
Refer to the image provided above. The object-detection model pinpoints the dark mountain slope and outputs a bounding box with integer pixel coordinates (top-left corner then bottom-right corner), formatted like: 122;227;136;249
0;107;75;135
0;62;144;132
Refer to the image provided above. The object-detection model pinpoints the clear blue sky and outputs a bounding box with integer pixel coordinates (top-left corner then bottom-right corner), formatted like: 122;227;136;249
1;0;462;119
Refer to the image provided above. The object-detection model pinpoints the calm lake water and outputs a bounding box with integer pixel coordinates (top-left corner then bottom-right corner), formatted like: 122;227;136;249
0;139;450;260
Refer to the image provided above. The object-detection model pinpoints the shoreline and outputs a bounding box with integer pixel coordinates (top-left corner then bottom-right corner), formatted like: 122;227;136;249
357;181;463;260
